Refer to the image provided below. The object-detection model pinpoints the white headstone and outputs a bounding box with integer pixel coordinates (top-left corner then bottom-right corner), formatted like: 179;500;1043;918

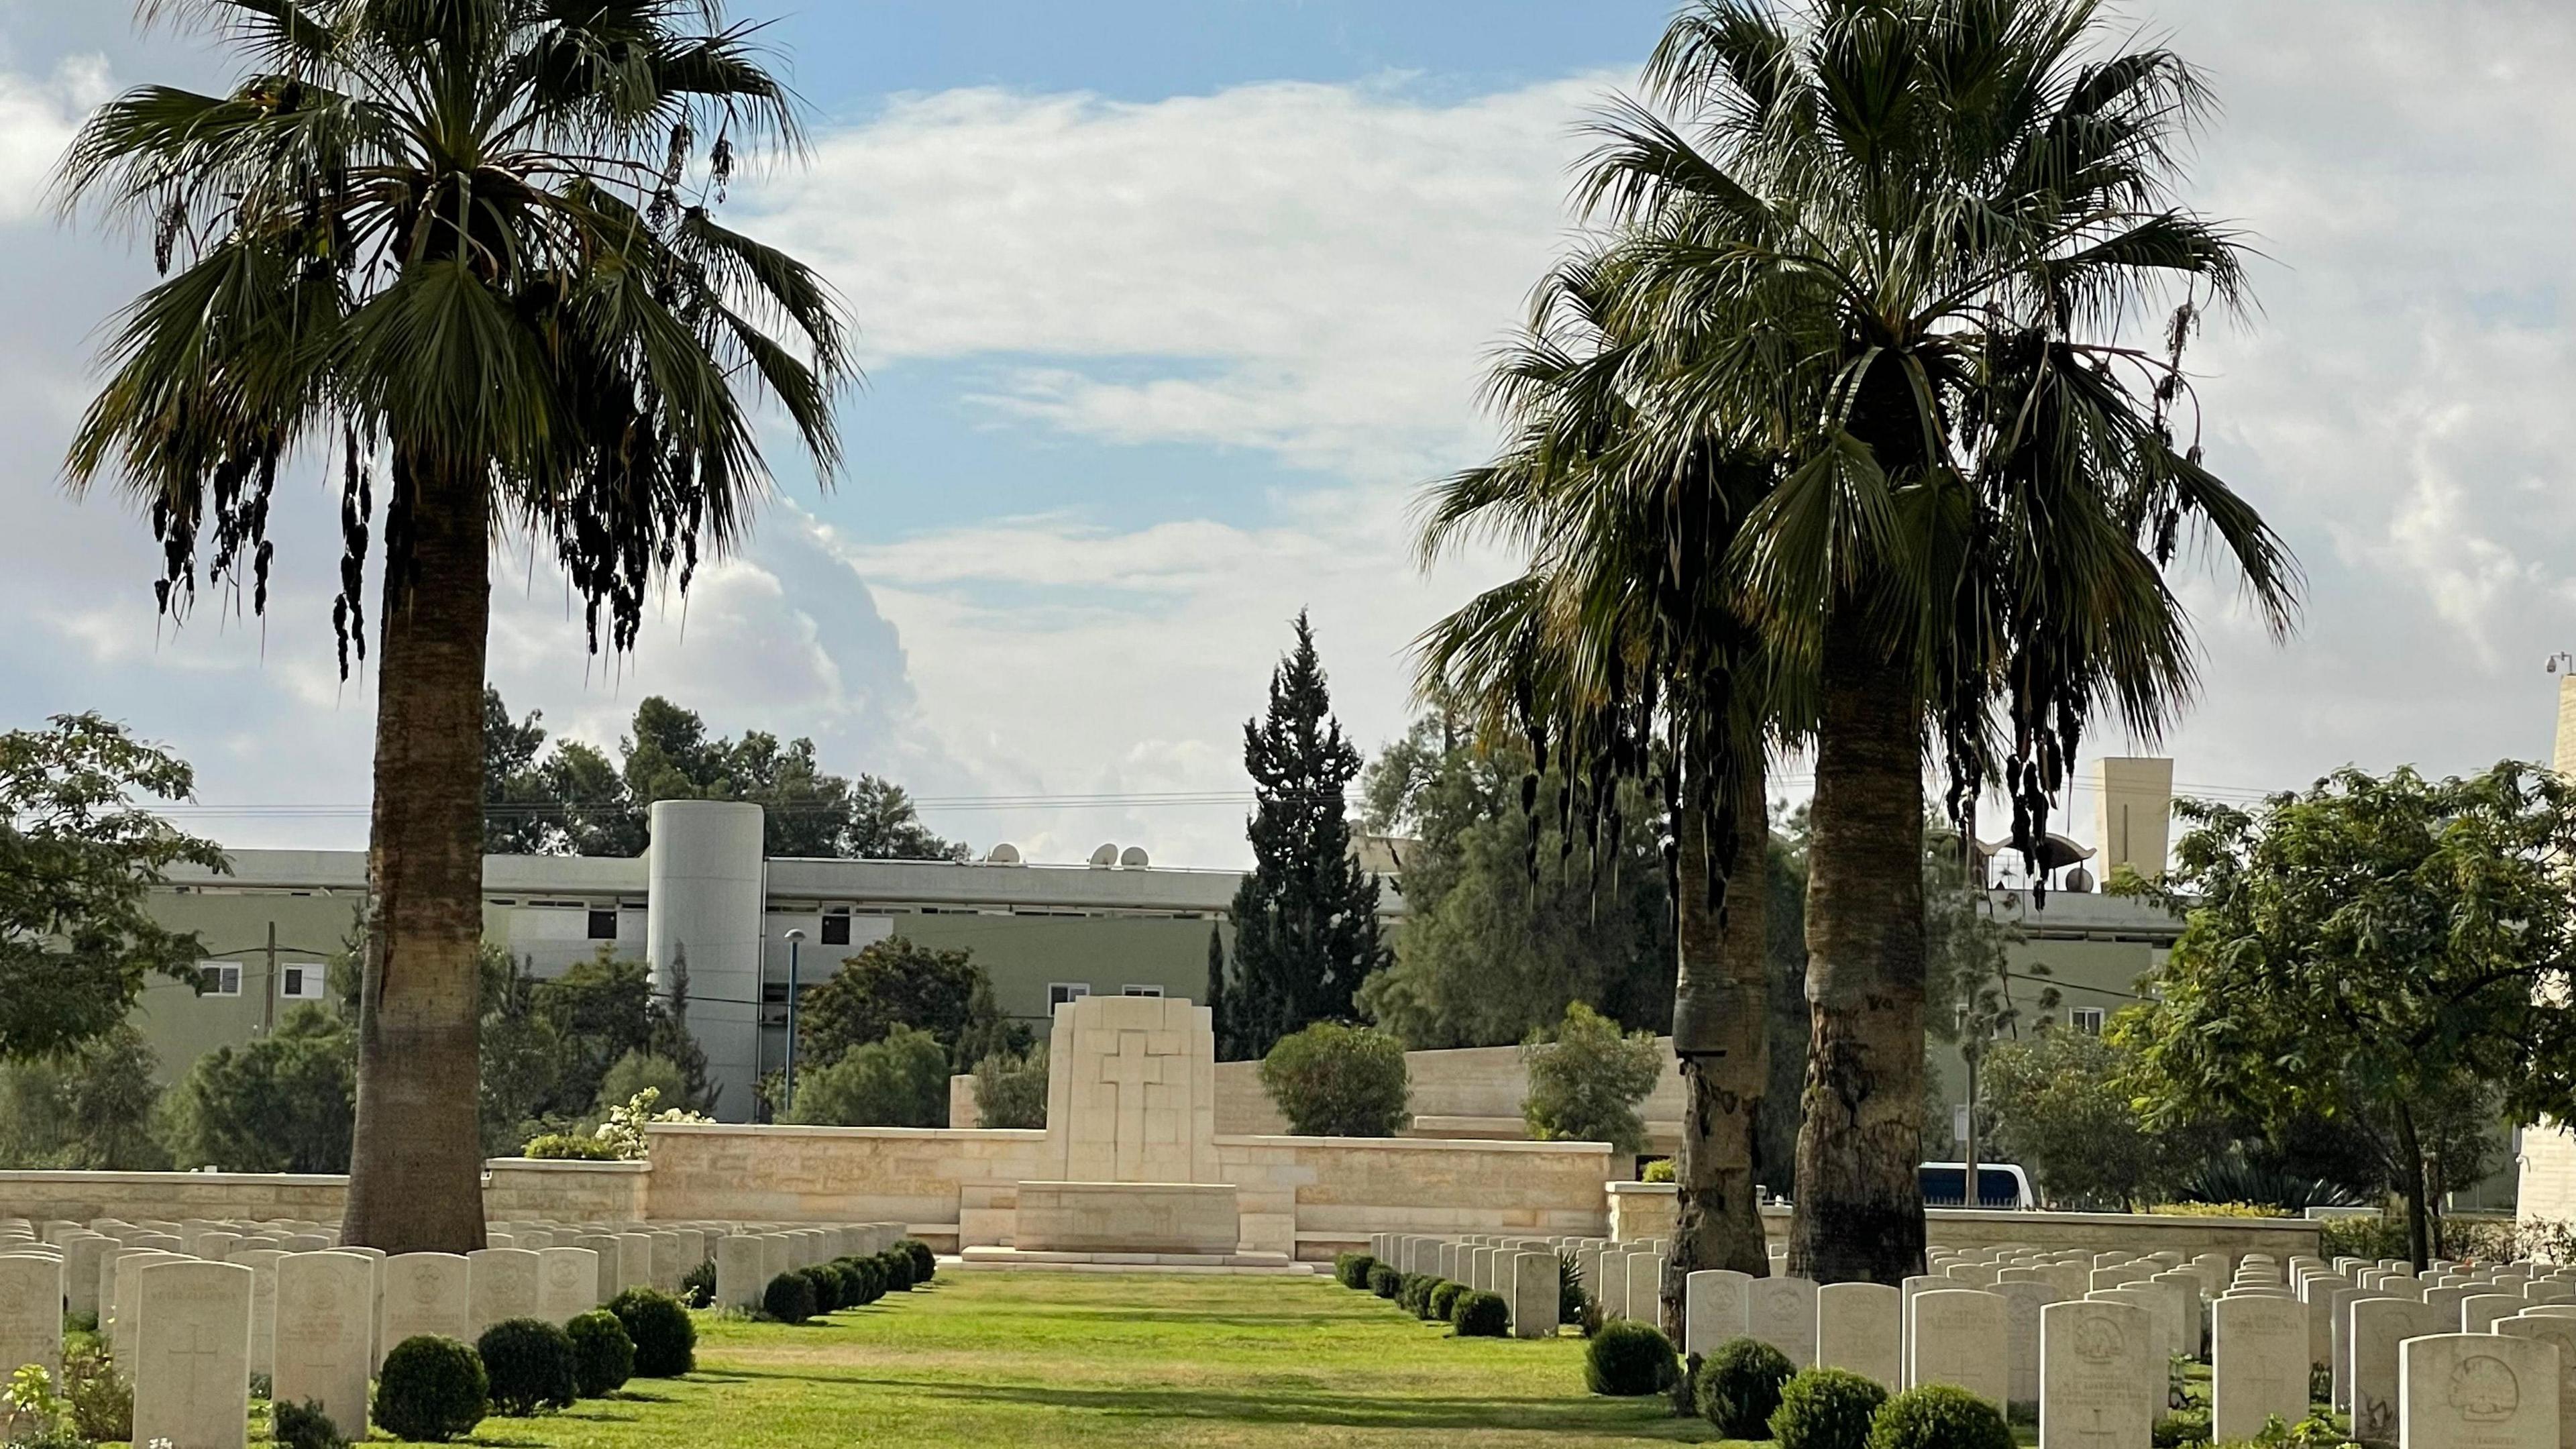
2041;1299;2156;1449
572;1234;624;1304
537;1246;602;1322
1511;1251;1556;1339
1910;1289;2009;1405
274;1252;374;1440
376;1252;471;1369
1686;1269;1753;1356
0;1254;62;1383
469;1247;542;1334
2214;1292;2312;1441
2495;1316;2576;1449
1819;1281;1902;1387
229;1248;282;1377
2353;1296;2453;1445
614;1233;654;1293
1627;1252;1667;1332
2400;1333;2559;1449
1998;1279;2059;1408
1750;1277;1821;1368
131;1258;251;1449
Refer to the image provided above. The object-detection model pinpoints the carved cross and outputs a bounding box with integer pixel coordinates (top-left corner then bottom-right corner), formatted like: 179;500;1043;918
1096;1030;1165;1179
166;1318;229;1405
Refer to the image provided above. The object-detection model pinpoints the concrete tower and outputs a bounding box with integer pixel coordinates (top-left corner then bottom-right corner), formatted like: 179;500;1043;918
2089;757;2175;882
645;800;765;1121
2554;672;2576;777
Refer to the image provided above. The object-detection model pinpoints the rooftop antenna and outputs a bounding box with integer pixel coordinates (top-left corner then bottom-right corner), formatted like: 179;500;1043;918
2550;652;2575;675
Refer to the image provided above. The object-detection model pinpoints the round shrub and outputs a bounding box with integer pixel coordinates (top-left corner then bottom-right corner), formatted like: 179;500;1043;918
1867;1385;2014;1449
824;1260;865;1307
1397;1274;1431;1316
901;1238;936;1283
1773;1366;1892;1449
1366;1261;1403;1298
1258;1021;1409;1135
1334;1252;1378;1291
374;1334;488;1441
1429;1281;1466;1322
1585;1318;1679;1396
1452;1291;1510;1338
879;1249;916;1292
476;1317;576;1415
763;1269;818;1324
272;1399;346;1449
1698;1336;1798;1438
565;1309;633;1398
678;1258;716;1309
800;1265;841;1314
844;1256;885;1303
1409;1277;1448;1320
605;1286;696;1376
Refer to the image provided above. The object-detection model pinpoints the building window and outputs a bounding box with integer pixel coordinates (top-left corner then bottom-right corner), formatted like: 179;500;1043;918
198;963;242;997
278;963;325;1000
1121;985;1164;998
1047;982;1092;1008
820;914;852;947
2070;1007;2104;1035
585;909;619;941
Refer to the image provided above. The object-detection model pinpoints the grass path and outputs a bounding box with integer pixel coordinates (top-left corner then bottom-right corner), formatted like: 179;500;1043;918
426;1270;1720;1448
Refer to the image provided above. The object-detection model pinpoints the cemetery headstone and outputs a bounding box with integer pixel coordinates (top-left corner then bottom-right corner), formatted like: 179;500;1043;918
131;1258;252;1449
1685;1269;1752;1357
2399;1333;2559;1449
1998;1279;2058;1409
274;1252;374;1440
0;1254;62;1385
2493;1315;2576;1449
1750;1276;1821;1368
2213;1292;2312;1442
1818;1281;1902;1387
1909;1289;2010;1405
470;1247;542;1334
2041;1299;2156;1449
537;1246;604;1322
376;1252;470;1371
1511;1252;1556;1340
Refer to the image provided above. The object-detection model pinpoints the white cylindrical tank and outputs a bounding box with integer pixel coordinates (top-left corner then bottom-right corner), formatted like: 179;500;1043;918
646;800;765;1122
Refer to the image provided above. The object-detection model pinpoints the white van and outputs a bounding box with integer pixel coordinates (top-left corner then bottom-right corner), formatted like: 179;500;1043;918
1919;1162;2037;1210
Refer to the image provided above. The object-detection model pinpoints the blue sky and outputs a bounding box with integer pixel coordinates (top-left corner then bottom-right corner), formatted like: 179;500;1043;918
5;2;2576;868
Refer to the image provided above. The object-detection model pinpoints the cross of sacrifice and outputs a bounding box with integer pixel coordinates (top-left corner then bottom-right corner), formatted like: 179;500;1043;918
1096;1030;1165;1176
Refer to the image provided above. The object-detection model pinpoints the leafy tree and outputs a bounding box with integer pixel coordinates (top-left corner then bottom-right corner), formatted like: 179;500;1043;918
796;937;1026;1074
782;1025;950;1128
1258;1022;1409;1137
1978;1026;2163;1210
161;1006;358;1173
1583;0;2297;1284
477;953;564;1158
1355;718;1674;1048
0;714;227;1059
1920;825;2042;1185
1760;818;1812;1197
1227;613;1387;1059
594;1051;692;1116
0;1024;170;1171
1521;1003;1664;1158
972;1046;1048;1131
529;948;713;1120
2121;763;2576;1266
60;1;849;1250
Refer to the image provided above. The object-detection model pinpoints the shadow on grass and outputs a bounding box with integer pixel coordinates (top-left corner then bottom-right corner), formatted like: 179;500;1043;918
717;1367;1712;1440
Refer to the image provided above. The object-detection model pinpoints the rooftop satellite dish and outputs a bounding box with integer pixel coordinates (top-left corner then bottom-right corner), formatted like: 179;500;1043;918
983;843;1021;864
2063;863;2095;894
1088;843;1118;867
1119;846;1149;868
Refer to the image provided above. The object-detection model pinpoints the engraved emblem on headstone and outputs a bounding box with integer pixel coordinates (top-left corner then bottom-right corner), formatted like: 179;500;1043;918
2451;1355;2521;1422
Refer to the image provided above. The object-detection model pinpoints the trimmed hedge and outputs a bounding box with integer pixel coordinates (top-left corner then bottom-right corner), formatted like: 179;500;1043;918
565;1309;633;1398
1452;1291;1510;1338
1698;1336;1797;1438
1774;1366;1891;1449
1366;1262;1403;1298
1428;1280;1466;1322
1334;1253;1378;1291
900;1238;936;1283
606;1286;696;1376
375;1335;488;1441
272;1399;345;1449
800;1265;841;1314
879;1249;917;1292
1866;1385;2015;1449
1585;1319;1679;1396
476;1317;576;1415
764;1270;818;1324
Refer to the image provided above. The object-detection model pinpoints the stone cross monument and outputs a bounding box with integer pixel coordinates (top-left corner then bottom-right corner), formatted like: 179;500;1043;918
1012;994;1238;1258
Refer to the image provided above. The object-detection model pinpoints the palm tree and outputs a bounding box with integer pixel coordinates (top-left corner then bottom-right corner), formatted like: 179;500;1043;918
57;0;849;1251
1580;0;2298;1283
1415;244;1794;1331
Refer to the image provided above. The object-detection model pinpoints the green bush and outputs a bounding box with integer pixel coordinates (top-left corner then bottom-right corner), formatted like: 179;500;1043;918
475;1318;576;1415
1397;1274;1433;1316
1642;1157;1676;1183
520;1132;619;1161
678;1258;715;1309
1521;1001;1661;1156
374;1335;488;1441
800;1265;841;1314
1584;1319;1678;1395
1258;1022;1410;1136
1867;1385;2012;1449
764;1270;818;1324
879;1249;916;1291
565;1309;633;1398
1453;1291;1510;1337
843;1256;885;1303
2155;1409;2213;1449
1698;1336;1797;1438
781;1024;951;1126
1556;1251;1588;1325
1334;1252;1378;1291
973;1044;1049;1129
1429;1280;1466;1321
901;1238;936;1283
604;1286;696;1376
272;1399;346;1449
1366;1261;1403;1298
1774;1368;1890;1449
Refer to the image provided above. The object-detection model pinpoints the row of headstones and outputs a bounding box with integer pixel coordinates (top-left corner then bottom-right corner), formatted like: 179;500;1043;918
0;1214;907;1449
1364;1232;1563;1339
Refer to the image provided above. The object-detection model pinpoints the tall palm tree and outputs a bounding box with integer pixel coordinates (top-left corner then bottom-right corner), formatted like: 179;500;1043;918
1416;245;1796;1330
1581;0;2297;1283
57;0;849;1251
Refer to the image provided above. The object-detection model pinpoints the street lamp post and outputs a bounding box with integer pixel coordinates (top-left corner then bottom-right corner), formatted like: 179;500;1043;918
783;928;806;1119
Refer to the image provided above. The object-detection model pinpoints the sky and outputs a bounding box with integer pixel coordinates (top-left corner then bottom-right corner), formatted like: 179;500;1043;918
4;1;2575;869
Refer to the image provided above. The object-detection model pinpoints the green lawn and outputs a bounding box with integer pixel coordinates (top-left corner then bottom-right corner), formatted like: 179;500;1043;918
394;1271;1721;1448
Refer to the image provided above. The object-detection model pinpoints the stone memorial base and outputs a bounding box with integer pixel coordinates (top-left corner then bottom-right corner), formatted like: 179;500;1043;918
1012;1181;1238;1256
953;1245;1313;1276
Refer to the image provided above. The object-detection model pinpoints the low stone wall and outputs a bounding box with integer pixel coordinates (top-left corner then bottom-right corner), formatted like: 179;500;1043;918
483;1158;650;1221
0;1160;646;1225
1605;1181;2324;1257
1213;1040;1688;1152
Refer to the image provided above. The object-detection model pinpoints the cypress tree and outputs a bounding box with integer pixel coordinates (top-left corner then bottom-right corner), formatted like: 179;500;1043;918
1204;922;1232;1060
1229;611;1387;1059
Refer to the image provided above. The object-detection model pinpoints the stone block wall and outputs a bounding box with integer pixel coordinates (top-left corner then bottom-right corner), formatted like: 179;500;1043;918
1214;1039;1688;1150
641;1123;1052;1236
1605;1181;2325;1257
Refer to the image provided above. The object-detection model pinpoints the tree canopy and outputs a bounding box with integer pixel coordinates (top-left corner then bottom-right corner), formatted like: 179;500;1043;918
794;936;1027;1078
485;690;966;861
2121;762;2576;1265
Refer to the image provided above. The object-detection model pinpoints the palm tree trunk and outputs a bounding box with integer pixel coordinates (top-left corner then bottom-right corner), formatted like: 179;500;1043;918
343;453;491;1254
1664;765;1775;1335
1789;609;1927;1285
